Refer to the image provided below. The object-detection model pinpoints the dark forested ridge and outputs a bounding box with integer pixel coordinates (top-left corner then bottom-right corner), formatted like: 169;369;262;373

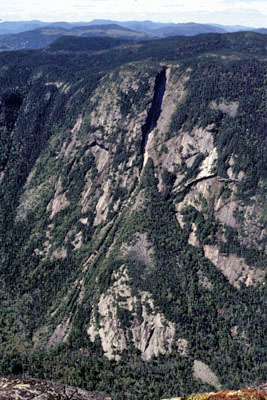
0;32;266;400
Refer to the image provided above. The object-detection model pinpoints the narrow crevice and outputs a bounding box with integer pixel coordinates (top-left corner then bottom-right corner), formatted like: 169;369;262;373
144;327;155;352
88;138;109;151
141;68;167;154
174;173;217;195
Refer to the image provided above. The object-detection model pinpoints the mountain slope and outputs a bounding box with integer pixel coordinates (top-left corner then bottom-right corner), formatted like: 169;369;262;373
1;19;266;51
147;22;226;36
0;33;266;399
0;24;146;51
0;20;48;34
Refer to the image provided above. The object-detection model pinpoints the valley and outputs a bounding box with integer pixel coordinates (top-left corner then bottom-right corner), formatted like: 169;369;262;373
0;31;266;399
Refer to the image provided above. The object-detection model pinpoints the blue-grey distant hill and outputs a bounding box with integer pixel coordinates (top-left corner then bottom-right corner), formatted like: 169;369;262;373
146;22;227;36
0;20;48;34
0;19;266;51
0;24;147;51
1;19;265;35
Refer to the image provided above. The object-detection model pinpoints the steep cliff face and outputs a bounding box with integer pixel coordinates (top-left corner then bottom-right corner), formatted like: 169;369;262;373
0;34;266;398
88;266;177;361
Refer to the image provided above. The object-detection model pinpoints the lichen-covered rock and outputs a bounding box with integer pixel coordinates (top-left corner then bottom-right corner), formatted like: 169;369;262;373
163;388;267;400
87;266;177;360
0;377;107;400
193;360;221;390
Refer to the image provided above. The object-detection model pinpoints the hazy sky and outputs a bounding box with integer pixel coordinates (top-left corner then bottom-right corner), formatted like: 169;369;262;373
1;0;267;28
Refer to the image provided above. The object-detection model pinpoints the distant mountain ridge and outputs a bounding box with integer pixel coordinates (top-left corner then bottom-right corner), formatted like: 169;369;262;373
0;19;266;51
1;19;265;35
0;24;146;51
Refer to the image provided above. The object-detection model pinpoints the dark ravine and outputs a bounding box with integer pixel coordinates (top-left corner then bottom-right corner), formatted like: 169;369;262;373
0;92;23;173
140;68;167;154
88;137;109;151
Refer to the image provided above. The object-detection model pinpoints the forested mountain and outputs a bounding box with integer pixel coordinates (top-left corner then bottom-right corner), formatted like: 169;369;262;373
0;24;145;51
0;20;48;34
0;19;266;51
0;19;260;36
0;32;266;400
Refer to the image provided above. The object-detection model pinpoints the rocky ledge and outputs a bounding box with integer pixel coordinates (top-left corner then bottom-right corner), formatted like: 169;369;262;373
0;376;109;400
0;376;266;400
163;388;267;400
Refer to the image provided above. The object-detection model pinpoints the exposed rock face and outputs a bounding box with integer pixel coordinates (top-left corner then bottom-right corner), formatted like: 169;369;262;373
0;35;266;395
143;67;190;170
210;100;239;117
0;171;4;184
204;245;265;289
47;177;70;219
63;115;83;158
48;317;71;347
0;377;106;400
88;266;176;360
193;360;222;390
238;199;267;253
215;198;238;228
94;180;112;226
7;62;265;362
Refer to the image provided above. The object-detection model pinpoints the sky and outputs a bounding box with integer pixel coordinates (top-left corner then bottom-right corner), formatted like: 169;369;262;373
1;0;267;28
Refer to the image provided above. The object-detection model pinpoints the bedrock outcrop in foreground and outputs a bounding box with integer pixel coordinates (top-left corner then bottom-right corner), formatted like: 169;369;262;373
0;377;266;400
163;388;267;400
0;376;108;400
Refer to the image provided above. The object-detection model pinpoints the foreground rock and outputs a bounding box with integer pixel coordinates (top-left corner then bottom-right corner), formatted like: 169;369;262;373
0;376;108;400
163;388;267;400
0;377;266;400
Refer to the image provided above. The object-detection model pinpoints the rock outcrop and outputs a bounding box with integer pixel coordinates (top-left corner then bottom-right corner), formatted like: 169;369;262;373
0;33;266;397
163;389;267;400
0;377;107;400
88;266;177;360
